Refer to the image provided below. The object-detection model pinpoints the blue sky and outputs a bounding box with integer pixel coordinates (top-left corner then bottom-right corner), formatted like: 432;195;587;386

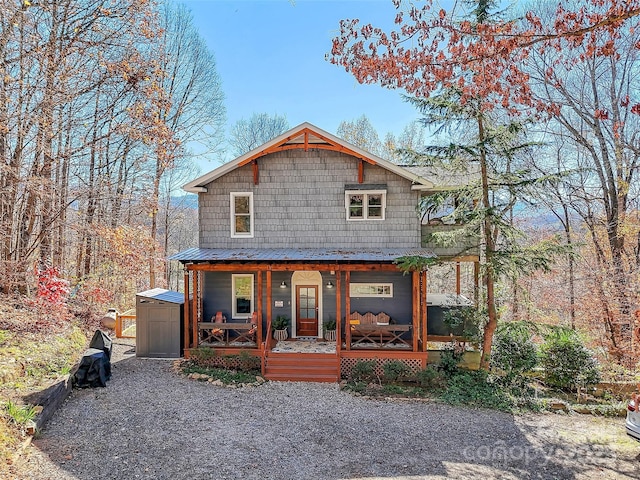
182;0;421;163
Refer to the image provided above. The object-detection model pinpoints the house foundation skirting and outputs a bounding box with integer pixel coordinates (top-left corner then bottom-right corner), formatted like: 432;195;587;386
339;350;428;378
184;347;434;382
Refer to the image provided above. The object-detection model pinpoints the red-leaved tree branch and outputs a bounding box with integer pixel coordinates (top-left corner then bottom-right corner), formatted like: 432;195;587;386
329;0;640;115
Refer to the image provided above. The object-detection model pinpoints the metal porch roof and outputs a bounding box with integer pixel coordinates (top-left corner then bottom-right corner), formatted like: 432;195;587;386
169;247;436;263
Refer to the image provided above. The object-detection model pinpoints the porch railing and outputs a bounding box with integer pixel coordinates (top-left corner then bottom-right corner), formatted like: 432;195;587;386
264;315;273;352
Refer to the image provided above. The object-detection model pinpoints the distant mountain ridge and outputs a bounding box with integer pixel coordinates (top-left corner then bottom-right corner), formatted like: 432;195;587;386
170;194;198;209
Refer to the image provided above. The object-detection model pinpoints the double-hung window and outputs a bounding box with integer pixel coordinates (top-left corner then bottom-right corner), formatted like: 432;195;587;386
345;190;386;221
231;192;254;237
232;274;253;319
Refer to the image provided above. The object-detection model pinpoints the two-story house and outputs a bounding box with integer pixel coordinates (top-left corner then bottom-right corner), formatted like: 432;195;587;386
171;123;479;381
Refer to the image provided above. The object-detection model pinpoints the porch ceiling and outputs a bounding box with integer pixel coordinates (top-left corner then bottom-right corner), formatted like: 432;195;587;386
169;247;436;263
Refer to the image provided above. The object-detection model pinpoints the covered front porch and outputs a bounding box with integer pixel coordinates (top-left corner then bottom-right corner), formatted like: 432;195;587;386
173;248;479;381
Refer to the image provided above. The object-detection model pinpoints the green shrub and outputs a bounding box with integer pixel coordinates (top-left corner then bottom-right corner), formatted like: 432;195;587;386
439;342;465;375
440;370;514;411
540;330;600;391
349;360;377;383
416;366;447;390
382;360;411;383
491;322;538;385
235;350;260;372
189;347;219;367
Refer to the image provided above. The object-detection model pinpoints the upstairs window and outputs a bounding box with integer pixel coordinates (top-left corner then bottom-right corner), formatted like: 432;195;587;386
231;192;253;238
345;190;386;221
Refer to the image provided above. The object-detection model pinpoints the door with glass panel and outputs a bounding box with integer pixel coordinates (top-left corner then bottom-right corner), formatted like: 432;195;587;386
296;285;318;337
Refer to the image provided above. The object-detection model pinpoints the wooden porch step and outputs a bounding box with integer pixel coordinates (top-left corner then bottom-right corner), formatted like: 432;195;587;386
264;353;339;383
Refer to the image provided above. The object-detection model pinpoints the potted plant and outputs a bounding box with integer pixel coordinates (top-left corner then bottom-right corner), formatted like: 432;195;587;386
323;318;337;342
272;315;290;341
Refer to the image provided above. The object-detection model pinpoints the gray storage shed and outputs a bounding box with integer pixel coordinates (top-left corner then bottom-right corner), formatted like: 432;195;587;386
136;288;184;358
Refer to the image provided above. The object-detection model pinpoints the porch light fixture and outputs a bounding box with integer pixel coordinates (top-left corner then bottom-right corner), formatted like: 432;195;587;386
280;281;287;289
326;281;334;289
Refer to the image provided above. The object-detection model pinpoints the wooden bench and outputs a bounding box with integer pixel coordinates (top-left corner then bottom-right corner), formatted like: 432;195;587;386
349;311;411;348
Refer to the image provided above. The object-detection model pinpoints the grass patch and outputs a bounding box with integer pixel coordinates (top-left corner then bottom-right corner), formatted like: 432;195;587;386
0;326;86;393
0;419;20;474
3;401;36;426
381;383;429;397
0;321;88;476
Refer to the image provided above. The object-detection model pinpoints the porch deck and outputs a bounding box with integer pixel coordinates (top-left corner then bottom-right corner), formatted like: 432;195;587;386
272;339;336;354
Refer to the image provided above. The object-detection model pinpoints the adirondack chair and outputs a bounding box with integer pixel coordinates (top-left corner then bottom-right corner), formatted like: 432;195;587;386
201;311;225;343
235;311;258;343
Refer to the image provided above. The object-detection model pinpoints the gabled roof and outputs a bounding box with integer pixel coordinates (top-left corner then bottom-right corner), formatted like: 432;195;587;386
183;122;435;193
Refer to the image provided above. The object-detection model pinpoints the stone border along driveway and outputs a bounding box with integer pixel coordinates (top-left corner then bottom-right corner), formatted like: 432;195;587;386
11;341;640;480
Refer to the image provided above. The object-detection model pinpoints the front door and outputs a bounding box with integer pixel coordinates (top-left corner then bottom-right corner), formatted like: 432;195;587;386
296;285;318;337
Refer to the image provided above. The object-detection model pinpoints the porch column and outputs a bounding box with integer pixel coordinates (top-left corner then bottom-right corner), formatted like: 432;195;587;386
421;269;428;352
345;270;351;351
474;261;480;307
266;269;272;347
335;270;341;353
192;267;199;349
412;270;419;352
456;262;461;296
198;270;203;325
257;270;263;350
183;266;190;350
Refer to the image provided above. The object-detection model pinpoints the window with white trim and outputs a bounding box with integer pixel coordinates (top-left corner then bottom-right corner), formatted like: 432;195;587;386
345;190;386;220
232;274;254;319
349;283;393;298
231;192;253;237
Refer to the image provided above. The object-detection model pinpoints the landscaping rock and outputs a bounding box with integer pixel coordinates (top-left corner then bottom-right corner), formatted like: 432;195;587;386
595;382;639;398
572;405;591;414
550;401;568;411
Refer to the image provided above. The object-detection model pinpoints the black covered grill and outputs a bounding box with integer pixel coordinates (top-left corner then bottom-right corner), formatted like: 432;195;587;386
73;330;112;388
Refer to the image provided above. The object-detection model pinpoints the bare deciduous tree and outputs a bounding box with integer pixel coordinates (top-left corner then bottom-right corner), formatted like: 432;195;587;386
229;113;289;157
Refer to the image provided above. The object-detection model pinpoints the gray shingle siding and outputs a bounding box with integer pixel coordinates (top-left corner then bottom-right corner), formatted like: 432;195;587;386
199;150;421;249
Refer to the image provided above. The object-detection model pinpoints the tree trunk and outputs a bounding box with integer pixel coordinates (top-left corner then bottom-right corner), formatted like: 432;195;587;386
562;203;576;329
149;160;162;289
477;114;498;370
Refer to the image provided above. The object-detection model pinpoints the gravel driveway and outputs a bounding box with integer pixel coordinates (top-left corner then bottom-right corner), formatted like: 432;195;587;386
11;341;640;479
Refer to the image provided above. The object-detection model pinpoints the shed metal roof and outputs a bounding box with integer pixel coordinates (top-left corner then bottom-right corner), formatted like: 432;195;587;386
169;247;436;263
136;288;185;304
